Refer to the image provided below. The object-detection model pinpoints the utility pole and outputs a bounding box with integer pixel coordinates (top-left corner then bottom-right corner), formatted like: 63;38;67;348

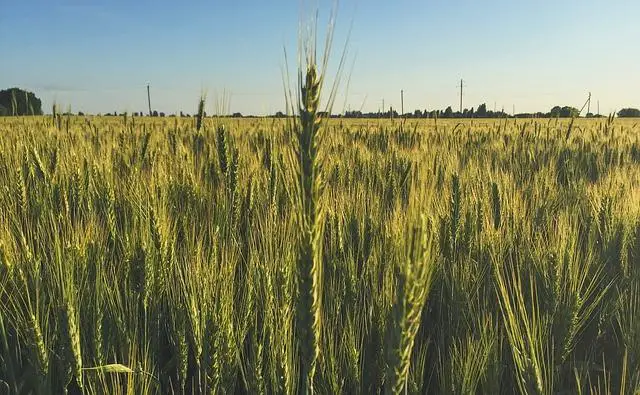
383;98;385;116
597;100;600;116
579;92;592;117
459;79;464;113
512;104;515;116
147;84;152;116
401;90;404;117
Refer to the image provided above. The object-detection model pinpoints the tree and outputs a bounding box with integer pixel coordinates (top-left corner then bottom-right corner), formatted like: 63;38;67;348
476;103;487;117
443;106;453;118
549;105;579;118
0;88;43;116
618;108;640;118
549;106;562;117
152;110;159;117
463;107;474;118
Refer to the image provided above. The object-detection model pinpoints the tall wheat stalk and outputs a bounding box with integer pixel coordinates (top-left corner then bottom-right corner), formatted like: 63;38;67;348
287;8;347;394
293;51;325;395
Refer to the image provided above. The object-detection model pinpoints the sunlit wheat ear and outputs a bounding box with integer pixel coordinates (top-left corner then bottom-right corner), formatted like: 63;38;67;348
492;248;553;395
216;125;228;176
284;7;348;395
385;218;438;395
491;181;501;230
196;95;206;132
58;299;83;391
30;312;49;378
52;102;58;128
293;58;324;395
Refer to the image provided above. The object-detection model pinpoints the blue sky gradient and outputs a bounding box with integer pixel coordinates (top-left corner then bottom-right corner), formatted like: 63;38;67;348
1;0;638;115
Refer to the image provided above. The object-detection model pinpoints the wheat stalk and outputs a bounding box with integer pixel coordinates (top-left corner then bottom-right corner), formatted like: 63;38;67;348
294;59;324;395
287;8;348;394
385;217;438;395
196;95;206;132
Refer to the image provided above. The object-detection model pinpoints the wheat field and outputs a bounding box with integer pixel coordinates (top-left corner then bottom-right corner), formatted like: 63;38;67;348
0;111;639;394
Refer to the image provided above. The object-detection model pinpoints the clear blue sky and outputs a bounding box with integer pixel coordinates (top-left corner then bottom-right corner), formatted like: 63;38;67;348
1;0;638;115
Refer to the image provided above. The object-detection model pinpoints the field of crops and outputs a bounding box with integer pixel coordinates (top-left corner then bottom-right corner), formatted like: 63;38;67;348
1;111;640;394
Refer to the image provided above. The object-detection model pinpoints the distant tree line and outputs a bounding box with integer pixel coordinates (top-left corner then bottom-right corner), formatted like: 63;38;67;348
340;103;511;119
337;104;593;119
71;106;640;119
73;107;640;119
247;105;640;119
2;87;639;119
285;104;639;119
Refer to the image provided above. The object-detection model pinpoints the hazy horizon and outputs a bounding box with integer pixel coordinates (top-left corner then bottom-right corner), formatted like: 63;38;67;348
2;0;639;116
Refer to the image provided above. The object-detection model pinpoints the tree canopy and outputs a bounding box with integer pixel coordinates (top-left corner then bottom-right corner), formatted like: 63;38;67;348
618;108;640;118
0;88;43;116
549;106;580;118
